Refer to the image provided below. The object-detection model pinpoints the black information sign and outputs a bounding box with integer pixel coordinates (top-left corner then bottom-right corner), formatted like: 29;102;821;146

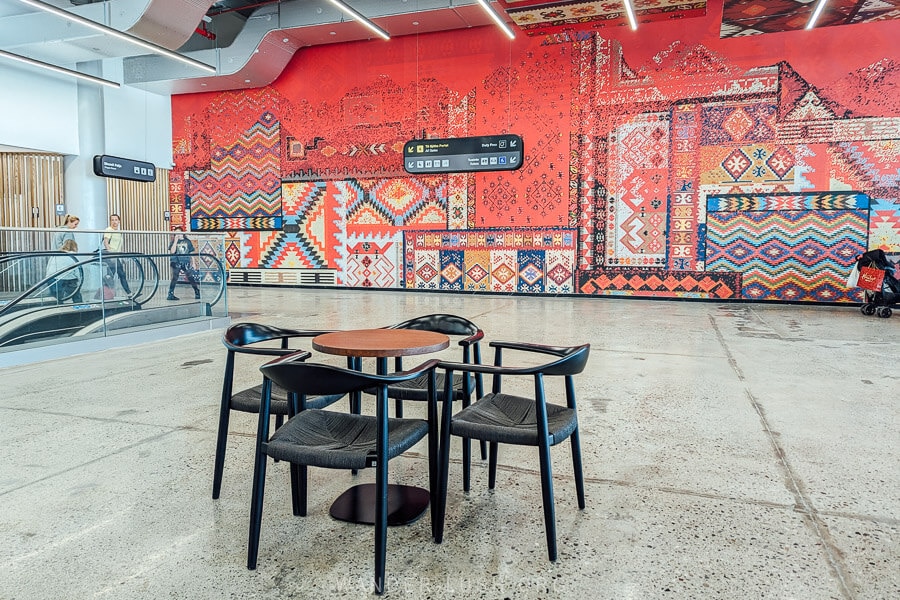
403;134;523;174
93;154;156;183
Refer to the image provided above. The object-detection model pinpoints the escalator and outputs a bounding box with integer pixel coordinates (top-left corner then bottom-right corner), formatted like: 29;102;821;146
0;251;226;348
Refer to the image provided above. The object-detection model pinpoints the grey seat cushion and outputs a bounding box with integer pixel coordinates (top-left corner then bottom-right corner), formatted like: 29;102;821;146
231;383;343;414
265;410;429;470
450;393;577;446
385;372;474;402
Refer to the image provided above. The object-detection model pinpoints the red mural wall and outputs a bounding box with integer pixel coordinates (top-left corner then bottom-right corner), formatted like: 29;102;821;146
171;1;900;301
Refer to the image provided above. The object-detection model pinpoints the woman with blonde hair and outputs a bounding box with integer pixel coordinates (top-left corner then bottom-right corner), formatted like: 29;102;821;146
52;214;80;249
45;238;83;303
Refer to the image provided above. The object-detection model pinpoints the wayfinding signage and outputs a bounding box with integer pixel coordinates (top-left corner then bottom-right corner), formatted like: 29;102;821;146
403;134;523;174
93;154;156;183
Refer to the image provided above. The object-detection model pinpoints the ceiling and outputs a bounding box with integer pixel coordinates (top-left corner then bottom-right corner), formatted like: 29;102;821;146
0;0;898;96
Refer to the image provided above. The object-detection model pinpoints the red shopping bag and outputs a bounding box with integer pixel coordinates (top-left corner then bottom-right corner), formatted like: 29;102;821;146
857;266;885;291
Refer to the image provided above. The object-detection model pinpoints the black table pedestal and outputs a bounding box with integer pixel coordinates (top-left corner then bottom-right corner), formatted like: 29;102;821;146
329;483;429;526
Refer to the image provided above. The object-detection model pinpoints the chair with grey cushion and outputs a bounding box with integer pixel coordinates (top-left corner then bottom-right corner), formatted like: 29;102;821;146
213;322;345;499
382;314;487;486
433;341;590;561
247;352;441;595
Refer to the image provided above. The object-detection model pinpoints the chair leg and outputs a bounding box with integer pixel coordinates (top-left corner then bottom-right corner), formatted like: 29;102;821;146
290;464;307;516
247;454;268;569
480;440;488;461
570;428;585;510
537;438;558;562
394;399;403;418
488;442;499;489
427;395;439;541
462;437;471;492
212;403;231;499
434;383;454;544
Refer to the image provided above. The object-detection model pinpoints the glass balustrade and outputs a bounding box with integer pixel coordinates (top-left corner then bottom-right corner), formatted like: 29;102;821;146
0;226;228;355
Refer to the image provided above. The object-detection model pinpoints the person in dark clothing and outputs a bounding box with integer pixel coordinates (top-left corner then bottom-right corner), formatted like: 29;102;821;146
167;226;201;301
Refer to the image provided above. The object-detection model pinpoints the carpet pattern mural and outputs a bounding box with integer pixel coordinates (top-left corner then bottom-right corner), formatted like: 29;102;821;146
170;14;900;302
705;193;869;302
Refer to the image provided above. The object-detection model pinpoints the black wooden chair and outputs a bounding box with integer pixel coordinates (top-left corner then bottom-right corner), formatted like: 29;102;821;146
247;352;441;595
434;341;590;561
382;313;487;487
213;322;344;499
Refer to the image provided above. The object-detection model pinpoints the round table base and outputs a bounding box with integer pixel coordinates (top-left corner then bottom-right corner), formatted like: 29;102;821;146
329;483;429;526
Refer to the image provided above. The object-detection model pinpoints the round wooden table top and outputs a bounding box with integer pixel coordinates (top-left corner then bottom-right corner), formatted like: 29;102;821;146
312;328;450;358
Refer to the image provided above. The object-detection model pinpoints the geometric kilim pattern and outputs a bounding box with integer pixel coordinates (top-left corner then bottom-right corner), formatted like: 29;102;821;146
706;198;869;302
578;269;741;299
344;233;400;288
345;176;448;230
188;111;282;231
869;196;900;251
404;228;577;293
606;112;670;267
257;183;330;269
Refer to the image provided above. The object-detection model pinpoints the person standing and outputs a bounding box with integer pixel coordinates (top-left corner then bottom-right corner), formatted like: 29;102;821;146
167;226;201;301
102;213;132;296
45;239;83;303
52;214;80;249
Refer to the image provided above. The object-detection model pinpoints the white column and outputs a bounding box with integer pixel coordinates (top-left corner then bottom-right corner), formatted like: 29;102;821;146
63;60;108;252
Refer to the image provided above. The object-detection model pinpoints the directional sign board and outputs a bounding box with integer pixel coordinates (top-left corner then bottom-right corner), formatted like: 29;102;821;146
403;135;523;174
92;154;156;183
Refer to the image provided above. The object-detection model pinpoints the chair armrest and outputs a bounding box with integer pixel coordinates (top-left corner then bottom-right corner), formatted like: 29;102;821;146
457;329;484;347
259;349;312;368
437;360;538;376
386;359;441;383
488;340;577;358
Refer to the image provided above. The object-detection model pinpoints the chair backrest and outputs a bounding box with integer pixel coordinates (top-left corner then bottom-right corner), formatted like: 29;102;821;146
485;341;591;377
533;343;591;377
261;353;440;398
223;322;330;356
388;314;479;337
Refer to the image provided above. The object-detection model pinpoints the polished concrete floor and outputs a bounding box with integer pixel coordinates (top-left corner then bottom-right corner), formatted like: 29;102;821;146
1;287;897;599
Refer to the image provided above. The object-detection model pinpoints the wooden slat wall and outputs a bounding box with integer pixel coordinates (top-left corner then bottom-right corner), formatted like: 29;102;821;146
0;153;65;255
106;168;171;256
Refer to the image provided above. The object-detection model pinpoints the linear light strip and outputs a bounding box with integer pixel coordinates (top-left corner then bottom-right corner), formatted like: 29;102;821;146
805;0;829;29
623;0;638;30
15;0;216;73
324;0;390;40
475;0;516;40
0;48;120;88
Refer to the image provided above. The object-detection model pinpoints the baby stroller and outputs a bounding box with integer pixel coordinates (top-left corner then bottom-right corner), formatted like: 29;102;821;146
855;249;899;318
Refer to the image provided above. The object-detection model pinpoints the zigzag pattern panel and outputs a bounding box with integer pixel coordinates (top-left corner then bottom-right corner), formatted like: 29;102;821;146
404;228;577;292
192;217;282;231
188;112;282;231
579;269;741;299
707;192;869;212
706;205;868;302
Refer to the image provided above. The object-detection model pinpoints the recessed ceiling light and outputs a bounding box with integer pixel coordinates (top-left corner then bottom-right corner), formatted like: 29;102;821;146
282;38;289;43
329;31;336;35
244;79;251;83
412;21;419;26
